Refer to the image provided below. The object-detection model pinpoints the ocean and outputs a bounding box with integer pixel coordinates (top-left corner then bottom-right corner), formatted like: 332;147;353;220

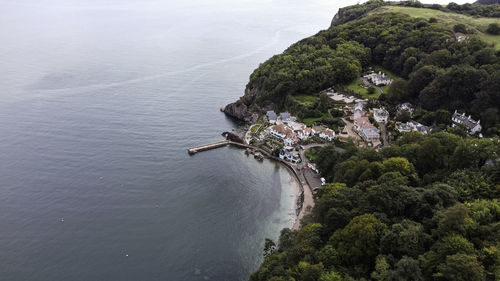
0;0;463;280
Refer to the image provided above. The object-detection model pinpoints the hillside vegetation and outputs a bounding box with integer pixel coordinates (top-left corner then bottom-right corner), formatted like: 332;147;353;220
243;1;500;281
226;0;500;135
371;6;500;49
251;133;500;281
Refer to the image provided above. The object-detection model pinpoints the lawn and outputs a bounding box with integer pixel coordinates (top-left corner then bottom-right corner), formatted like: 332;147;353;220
346;78;381;99
305;147;320;162
303;113;328;127
371;6;500;49
290;94;318;107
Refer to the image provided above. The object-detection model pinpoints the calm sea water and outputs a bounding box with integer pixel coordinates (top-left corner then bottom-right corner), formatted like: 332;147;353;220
0;0;338;280
0;0;460;280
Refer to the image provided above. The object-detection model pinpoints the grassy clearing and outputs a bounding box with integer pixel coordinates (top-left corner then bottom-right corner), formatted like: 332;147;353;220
305;147;320;162
479;33;500;49
250;124;259;133
290;94;318;107
346;78;381;99
372;6;500;49
303;113;328;127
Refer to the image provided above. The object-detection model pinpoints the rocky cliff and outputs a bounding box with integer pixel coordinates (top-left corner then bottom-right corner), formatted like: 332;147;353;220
222;84;262;123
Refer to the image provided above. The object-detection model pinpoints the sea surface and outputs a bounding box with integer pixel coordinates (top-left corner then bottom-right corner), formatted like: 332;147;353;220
0;0;464;280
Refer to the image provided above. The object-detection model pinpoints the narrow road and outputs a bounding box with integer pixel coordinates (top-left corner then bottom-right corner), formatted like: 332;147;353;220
379;122;389;146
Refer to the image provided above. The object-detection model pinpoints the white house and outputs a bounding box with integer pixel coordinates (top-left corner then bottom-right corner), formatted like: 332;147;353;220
397;103;414;115
364;71;393;86
311;126;324;136
373;108;389;123
452;110;481;135
287;121;306;131
354;102;364;119
269;124;286;138
269;124;299;145
279;148;300;164
319;128;335;141
297;127;312;140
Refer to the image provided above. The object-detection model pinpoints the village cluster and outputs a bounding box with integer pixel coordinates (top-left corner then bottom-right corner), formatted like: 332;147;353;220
266;111;335;145
247;70;483;165
261;111;334;164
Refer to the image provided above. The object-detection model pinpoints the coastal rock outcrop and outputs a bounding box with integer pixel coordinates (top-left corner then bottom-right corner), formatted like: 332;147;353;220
222;85;262;123
223;100;249;121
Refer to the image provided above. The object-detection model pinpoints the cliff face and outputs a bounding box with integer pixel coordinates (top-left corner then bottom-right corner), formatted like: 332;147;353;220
222;84;262;123
330;11;340;27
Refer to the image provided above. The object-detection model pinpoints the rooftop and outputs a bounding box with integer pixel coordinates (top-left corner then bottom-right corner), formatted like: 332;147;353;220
452;111;480;129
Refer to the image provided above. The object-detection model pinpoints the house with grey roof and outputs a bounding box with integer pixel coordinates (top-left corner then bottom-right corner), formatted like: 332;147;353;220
408;120;432;135
280;112;291;122
396;120;432;135
361;127;380;142
266;111;277;124
452;110;481;135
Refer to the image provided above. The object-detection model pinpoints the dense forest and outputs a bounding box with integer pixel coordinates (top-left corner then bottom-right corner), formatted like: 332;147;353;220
243;0;500;135
250;133;500;281
246;1;500;281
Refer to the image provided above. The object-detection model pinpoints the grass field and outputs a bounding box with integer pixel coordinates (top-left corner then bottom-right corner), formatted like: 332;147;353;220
290;94;318;107
371;6;500;49
346;78;381;99
303;113;328;127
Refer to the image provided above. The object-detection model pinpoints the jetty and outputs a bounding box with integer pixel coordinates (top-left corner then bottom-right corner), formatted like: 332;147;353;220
187;140;232;154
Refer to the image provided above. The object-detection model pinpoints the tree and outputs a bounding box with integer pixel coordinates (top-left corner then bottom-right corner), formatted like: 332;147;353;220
316;245;339;270
389;256;424;281
386;79;409;102
382;157;415;178
453;24;467;33
300;262;325;281
371;255;390;281
486;23;500;35
380;220;430;258
446;169;495;201
436;254;484;281
436;204;471;236
407;65;437;99
319;271;343;281
329;214;387;270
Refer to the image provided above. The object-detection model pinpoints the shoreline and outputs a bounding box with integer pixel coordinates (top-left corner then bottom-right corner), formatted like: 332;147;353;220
188;136;314;231
277;159;312;230
235;137;314;231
